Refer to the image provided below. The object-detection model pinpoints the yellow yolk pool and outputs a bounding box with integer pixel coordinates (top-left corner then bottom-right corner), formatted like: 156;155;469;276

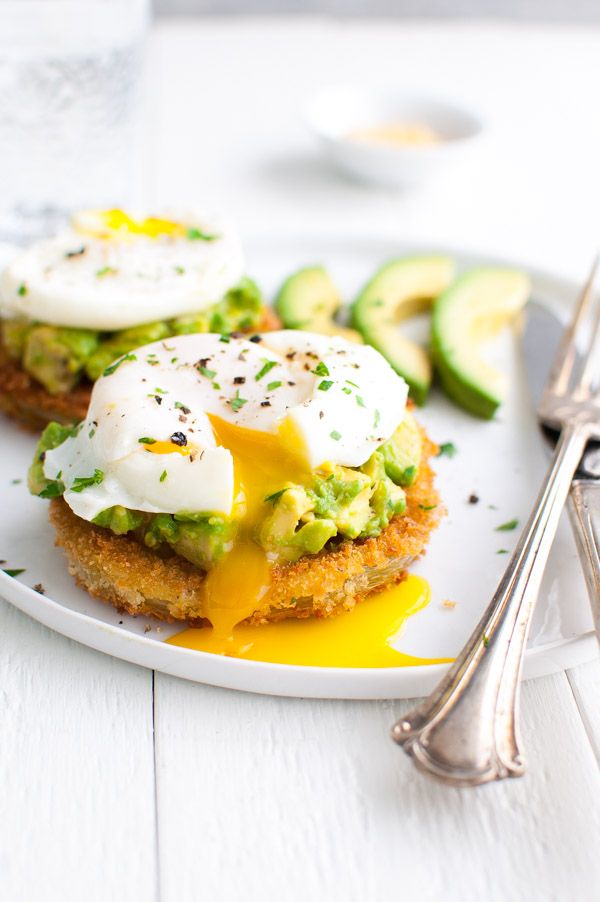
198;416;310;640
168;574;449;668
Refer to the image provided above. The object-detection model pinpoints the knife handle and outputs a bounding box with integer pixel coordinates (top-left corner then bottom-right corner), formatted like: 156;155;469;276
570;480;600;641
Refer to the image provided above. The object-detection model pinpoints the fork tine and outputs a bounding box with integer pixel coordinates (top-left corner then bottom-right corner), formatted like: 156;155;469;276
546;253;600;396
575;271;600;396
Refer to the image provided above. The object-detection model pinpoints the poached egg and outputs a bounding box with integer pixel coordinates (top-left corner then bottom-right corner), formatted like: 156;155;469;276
44;330;409;636
0;209;244;330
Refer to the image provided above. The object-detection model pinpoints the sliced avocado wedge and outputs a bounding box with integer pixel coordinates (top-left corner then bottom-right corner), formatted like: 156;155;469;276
351;256;455;404
431;268;530;419
275;266;361;342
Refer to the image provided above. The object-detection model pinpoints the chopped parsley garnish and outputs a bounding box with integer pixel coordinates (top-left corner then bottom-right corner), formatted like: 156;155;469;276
341;387;351;395
174;401;191;414
313;361;330;377
373;409;380;429
438;442;457;458
39;482;63;499
138;437;156;445
103;353;137;377
70;469;104;493
230;390;247;412
346;380;359;388
88;428;96;438
496;519;519;532
483;634;490;648
160;470;167;483
419;504;437;511
212;382;221;390
355;395;365;407
330;430;342;441
318;380;333;391
497;549;509;554
267;380;282;391
171;357;178;364
255;359;277;382
10;478;22;485
17;283;27;296
154;386;167;394
173;265;185;275
187;227;218;241
96;266;117;278
219;334;231;343
3;568;25;577
264;488;288;504
199;365;216;379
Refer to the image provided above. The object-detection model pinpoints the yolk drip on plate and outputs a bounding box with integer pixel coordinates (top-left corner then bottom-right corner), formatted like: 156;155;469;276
198;416;310;641
168;574;450;668
165;417;443;668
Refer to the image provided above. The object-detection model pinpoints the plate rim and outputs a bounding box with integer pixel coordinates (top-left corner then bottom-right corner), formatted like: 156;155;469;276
1;241;597;699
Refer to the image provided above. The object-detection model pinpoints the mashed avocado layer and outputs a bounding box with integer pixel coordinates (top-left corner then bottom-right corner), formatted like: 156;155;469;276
29;413;425;568
3;278;263;395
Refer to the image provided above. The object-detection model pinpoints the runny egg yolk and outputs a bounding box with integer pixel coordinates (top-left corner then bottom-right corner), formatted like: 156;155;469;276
162;417;442;667
200;416;310;640
144;440;190;456
168;575;449;668
76;209;189;240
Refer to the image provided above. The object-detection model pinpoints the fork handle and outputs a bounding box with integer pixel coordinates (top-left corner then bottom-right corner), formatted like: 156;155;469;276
392;421;588;786
569;481;600;641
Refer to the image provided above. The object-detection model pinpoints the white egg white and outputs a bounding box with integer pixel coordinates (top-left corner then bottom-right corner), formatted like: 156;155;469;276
43;331;408;523
0;212;244;330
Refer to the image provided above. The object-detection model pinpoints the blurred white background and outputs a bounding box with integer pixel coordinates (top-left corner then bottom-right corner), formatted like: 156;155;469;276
155;0;600;22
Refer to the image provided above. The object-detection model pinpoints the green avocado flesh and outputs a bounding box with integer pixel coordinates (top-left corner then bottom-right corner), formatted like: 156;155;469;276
30;411;424;569
431;268;530;419
351;256;455;405
2;277;264;395
275;266;360;342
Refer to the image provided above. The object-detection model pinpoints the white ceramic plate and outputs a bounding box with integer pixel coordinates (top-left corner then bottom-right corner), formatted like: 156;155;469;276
0;235;596;698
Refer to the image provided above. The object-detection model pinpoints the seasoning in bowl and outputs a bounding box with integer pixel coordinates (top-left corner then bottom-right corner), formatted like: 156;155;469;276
348;122;442;148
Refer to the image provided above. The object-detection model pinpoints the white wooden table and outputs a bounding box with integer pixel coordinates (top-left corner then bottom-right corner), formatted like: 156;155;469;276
2;18;600;902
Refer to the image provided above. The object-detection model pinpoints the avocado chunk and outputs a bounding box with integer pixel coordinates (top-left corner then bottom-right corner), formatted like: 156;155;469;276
85;321;171;381
93;506;144;535
28;421;78;497
171;277;263;337
431;268;530;419
143;511;234;570
23;325;100;394
351;256;455;404
258;486;338;562
275;266;361;342
2;319;32;360
379;410;423;487
360;452;407;537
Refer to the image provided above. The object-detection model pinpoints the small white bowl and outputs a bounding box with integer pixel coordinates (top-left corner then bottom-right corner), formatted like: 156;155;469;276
305;86;484;188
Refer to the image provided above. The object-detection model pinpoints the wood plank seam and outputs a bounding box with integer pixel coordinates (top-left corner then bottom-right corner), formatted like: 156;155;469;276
566;666;600;767
153;670;164;902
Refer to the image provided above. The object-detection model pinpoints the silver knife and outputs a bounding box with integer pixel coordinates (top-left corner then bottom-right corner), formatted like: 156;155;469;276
523;300;600;639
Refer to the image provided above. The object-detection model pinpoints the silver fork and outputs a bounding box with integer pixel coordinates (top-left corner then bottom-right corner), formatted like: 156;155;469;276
391;256;600;787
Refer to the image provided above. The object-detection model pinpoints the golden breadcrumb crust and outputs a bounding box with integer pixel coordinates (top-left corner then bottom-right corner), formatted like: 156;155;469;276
0;306;282;431
47;433;441;625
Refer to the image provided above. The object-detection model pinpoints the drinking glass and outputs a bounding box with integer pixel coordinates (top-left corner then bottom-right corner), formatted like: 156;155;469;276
0;0;149;243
